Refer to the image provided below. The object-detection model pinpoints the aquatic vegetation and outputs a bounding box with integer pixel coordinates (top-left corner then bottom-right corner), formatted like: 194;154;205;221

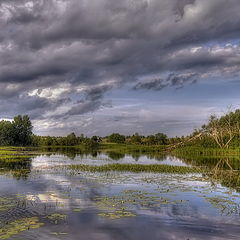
0;147;239;239
70;163;200;174
173;146;240;158
47;213;67;224
0;148;32;179
0;217;44;239
95;194;137;220
98;211;136;220
51;232;68;236
206;196;240;215
0;169;31;180
73;208;81;212
95;189;189;220
0;197;16;212
0;147;35;159
207;170;240;191
0;147;57;162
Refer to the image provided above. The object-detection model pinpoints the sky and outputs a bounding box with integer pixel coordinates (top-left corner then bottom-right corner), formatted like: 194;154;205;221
1;0;240;137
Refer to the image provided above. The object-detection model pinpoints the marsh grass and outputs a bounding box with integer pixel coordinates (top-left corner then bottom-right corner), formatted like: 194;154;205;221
173;146;240;157
0;147;51;159
69;163;199;174
0;147;36;163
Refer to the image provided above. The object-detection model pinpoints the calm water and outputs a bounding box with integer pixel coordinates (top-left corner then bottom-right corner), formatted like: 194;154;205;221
0;148;240;240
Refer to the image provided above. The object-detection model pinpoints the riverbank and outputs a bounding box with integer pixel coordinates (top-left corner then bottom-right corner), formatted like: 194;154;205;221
173;146;240;157
2;144;240;160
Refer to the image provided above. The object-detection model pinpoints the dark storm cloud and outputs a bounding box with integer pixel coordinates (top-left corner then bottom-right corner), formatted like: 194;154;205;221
85;84;114;101
0;94;69;120
66;101;103;116
57;84;113;118
133;73;198;91
0;0;240;122
174;0;195;18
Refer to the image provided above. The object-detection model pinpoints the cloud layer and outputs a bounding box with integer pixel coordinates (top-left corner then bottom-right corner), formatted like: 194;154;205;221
1;0;240;135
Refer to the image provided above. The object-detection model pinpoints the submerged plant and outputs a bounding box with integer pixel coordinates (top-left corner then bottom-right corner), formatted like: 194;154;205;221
0;217;44;239
206;196;240;215
95;189;188;220
0;197;16;212
51;232;68;236
72;208;81;212
98;211;136;220
47;213;67;224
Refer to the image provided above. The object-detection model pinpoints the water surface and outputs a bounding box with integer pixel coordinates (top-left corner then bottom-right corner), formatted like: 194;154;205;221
0;148;239;240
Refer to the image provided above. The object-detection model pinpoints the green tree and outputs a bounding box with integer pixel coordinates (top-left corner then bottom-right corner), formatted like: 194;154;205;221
82;138;99;149
202;113;239;149
155;133;168;145
108;133;126;144
128;133;142;144
91;136;101;143
0;120;14;145
66;132;78;146
12;115;33;146
143;135;156;145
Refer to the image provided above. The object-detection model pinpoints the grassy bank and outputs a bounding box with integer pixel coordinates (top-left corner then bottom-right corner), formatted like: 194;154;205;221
0;147;34;160
101;143;240;157
2;144;240;162
100;143;167;152
173;146;240;157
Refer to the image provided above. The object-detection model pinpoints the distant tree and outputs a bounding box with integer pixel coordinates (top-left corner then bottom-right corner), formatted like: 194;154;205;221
128;133;142;144
12;115;33;146
66;132;78;146
0;120;14;145
31;135;41;146
91;136;102;143
144;135;156;145
108;133;126;144
82;138;99;149
155;133;168;145
79;134;85;141
45;136;54;146
58;137;67;146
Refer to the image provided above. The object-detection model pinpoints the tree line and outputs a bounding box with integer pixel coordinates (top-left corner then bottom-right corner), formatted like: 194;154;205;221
2;109;240;149
32;132;170;147
0;115;33;146
0;115;100;147
106;132;169;145
32;133;100;148
0;115;174;147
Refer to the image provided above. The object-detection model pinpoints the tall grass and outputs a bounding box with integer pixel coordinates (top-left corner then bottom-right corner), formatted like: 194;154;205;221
173;146;240;157
70;163;199;174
